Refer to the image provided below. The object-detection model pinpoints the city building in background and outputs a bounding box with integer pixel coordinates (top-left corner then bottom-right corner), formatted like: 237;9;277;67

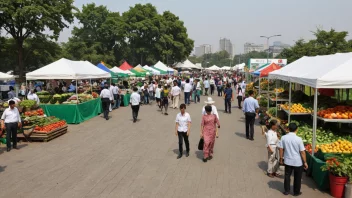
243;42;265;53
194;44;212;57
268;41;291;57
219;38;234;58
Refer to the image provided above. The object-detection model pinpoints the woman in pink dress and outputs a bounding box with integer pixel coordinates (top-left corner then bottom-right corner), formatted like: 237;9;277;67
201;105;220;162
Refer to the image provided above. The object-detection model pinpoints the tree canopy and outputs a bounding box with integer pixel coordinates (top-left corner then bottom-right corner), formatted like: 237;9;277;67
0;0;76;80
278;29;352;63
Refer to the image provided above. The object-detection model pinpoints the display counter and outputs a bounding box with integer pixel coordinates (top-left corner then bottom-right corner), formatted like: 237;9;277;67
40;98;102;124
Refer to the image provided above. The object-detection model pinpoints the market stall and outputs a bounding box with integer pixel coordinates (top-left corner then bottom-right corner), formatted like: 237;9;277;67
26;58;110;124
154;61;174;74
269;52;352;196
143;65;161;75
119;61;134;71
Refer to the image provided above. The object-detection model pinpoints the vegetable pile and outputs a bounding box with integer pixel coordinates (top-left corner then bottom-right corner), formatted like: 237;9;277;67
34;120;66;133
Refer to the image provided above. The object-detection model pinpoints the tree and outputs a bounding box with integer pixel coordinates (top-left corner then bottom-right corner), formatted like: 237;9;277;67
0;0;76;80
278;29;352;63
0;37;63;72
122;4;194;65
62;3;122;66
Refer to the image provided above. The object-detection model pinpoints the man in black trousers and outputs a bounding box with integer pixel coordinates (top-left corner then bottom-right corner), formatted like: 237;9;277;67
130;87;141;123
100;83;113;120
279;123;308;196
242;90;259;140
1;100;22;152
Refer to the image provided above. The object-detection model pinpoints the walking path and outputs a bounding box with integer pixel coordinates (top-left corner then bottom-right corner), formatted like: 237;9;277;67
0;94;330;197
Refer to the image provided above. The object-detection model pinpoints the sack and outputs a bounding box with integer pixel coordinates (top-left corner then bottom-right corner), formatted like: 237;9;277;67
198;138;204;150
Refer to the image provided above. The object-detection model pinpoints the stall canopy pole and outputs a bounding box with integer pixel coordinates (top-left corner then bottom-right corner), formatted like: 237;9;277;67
90;79;92;93
312;88;318;157
288;81;292;123
76;79;78;104
259;77;261;96
275;80;278;117
267;78;269;109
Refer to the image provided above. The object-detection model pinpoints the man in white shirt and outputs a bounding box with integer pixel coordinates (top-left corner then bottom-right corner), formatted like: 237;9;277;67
171;81;181;109
1;100;22;152
130;87;141;123
203;78;210;96
100;84;113;120
111;83;120;109
241;80;247;97
279;123;308;196
175;104;191;159
183;79;192;105
195;79;201;103
27;89;40;105
155;84;162;108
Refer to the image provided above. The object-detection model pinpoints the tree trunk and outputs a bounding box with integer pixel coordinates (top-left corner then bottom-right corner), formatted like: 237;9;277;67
17;40;25;82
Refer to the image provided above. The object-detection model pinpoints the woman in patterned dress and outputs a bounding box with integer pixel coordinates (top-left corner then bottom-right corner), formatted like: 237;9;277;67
200;105;220;163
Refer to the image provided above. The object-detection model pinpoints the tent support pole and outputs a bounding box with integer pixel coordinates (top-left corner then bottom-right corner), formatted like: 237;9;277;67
76;79;78;104
312;88;318;157
259;77;261;96
267;78;269;109
90;79;92;93
288;81;292;123
25;80;28;99
275;80;278;117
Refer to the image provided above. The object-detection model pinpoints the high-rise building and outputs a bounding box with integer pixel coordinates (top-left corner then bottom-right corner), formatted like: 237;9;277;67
269;41;291;57
194;44;212;57
244;42;265;54
219;38;234;58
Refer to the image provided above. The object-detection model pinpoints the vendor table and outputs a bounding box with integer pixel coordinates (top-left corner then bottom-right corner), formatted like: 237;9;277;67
306;151;330;191
40;98;102;124
121;94;131;107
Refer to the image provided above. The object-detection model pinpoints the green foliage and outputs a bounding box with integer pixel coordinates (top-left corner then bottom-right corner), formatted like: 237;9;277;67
278;29;352;63
0;0;77;80
63;3;193;66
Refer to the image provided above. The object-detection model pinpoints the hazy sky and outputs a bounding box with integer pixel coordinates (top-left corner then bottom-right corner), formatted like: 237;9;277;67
58;0;352;54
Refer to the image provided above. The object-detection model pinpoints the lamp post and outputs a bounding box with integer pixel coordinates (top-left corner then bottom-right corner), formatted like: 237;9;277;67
260;35;281;61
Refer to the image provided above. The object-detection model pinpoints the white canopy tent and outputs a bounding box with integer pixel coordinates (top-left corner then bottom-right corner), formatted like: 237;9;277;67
269;52;352;156
0;72;15;80
205;65;220;71
143;65;161;75
174;59;199;70
233;63;245;70
154;61;174;72
26;58;110;80
111;66;135;76
220;66;231;70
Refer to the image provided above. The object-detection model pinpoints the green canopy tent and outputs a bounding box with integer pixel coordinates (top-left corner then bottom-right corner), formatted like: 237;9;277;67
151;67;167;75
130;69;146;77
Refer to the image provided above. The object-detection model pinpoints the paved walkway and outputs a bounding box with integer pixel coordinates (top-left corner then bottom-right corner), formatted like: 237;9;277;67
0;93;330;198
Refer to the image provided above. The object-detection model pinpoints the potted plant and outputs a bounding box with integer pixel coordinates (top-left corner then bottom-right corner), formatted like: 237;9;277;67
344;157;352;198
321;156;351;198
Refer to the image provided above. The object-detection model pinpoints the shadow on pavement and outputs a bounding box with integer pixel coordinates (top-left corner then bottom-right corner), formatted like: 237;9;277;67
267;180;283;193
17;144;28;150
257;161;267;172
0;165;7;173
234;132;247;139
195;151;203;160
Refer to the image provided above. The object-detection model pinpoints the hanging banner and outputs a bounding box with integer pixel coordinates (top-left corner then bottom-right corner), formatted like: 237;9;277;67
248;59;287;70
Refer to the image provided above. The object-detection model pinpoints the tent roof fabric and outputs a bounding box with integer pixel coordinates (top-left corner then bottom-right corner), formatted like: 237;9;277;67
206;65;220;71
154;61;173;72
0;72;15;80
175;59;199;69
130;69;146;77
119;61;133;71
259;63;282;77
96;63;111;73
269;52;352;88
151;67;167;75
251;63;270;76
111;67;135;76
143;66;160;75
134;65;148;73
26;58;110;80
220;66;231;70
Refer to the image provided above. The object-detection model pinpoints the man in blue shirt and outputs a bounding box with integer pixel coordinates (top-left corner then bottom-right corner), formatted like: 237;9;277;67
242;90;259;140
223;83;233;113
68;81;76;93
279;123;308;196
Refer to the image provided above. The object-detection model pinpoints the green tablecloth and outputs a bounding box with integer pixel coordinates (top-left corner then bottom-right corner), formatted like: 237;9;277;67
311;155;330;190
40;98;103;124
121;94;131;107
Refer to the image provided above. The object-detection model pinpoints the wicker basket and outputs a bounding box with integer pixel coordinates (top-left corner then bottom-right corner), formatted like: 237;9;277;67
22;126;35;137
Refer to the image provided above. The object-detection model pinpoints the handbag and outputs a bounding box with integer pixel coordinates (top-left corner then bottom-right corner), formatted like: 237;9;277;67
198;138;204;150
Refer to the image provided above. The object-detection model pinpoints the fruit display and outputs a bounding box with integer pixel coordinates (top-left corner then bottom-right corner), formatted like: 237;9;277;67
317;105;352;119
273;88;284;93
319;139;352;154
267;107;277;116
23;116;66;133
24;108;44;117
305;144;318;154
92;92;99;98
296;124;337;144
19;100;36;109
281;103;312;114
34;120;66;133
